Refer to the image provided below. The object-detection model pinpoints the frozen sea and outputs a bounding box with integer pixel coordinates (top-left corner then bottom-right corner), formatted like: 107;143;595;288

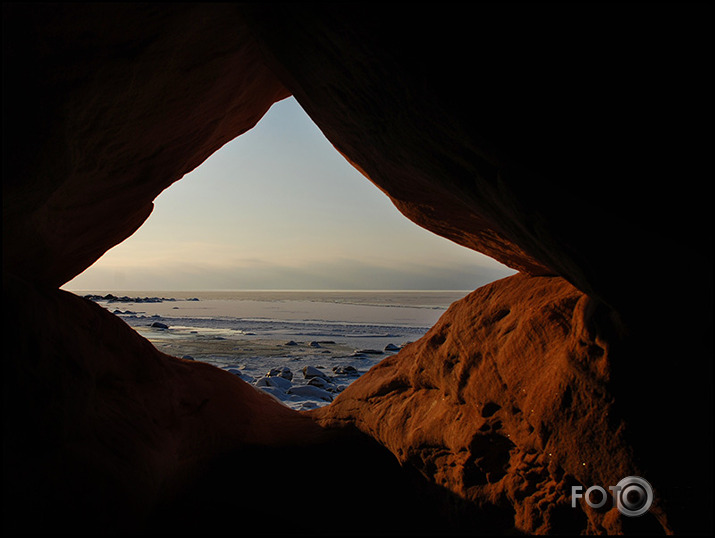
81;290;468;411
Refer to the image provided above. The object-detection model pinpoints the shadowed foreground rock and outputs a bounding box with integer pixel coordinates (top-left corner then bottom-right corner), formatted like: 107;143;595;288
3;277;490;535
2;3;712;535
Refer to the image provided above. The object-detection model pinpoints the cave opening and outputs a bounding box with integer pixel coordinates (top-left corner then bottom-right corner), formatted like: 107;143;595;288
63;96;513;293
61;94;515;412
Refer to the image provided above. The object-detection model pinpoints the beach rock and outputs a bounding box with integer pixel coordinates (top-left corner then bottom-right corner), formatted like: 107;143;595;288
302;366;329;380
284;340;298;346
256;376;292;391
384;343;401;352
256;385;288;401
308;341;322;348
287;385;333;402
307;377;335;391
332;365;359;376
269;376;292;391
150;321;169;329
181;355;195;361
225;368;253;383
268;367;293;381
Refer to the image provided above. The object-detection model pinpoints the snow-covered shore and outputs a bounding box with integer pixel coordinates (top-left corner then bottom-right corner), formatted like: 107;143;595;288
83;291;463;410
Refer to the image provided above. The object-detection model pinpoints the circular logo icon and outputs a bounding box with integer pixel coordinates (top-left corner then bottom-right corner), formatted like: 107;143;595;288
615;476;653;517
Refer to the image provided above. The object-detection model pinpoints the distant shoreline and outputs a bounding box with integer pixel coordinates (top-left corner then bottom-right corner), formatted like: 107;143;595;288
65;288;474;294
73;289;470;310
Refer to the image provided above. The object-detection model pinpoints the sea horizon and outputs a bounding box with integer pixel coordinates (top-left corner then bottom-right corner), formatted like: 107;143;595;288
65;288;475;293
69;288;473;310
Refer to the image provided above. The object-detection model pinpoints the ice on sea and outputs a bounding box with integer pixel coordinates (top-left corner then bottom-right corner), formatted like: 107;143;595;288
86;294;438;411
230;355;379;410
125;321;409;411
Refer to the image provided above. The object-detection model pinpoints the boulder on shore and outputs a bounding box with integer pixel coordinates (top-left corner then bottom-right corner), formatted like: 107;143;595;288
288;385;333;402
302;365;330;380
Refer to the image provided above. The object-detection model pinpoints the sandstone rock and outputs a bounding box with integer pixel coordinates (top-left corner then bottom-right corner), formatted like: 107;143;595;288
2;4;712;536
314;273;664;534
2;4;290;288
3;277;324;534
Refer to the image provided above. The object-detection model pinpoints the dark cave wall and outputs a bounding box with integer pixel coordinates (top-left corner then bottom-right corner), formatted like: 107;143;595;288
2;3;712;535
2;3;289;287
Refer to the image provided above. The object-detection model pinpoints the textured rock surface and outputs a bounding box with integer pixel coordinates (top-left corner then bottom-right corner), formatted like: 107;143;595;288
2;3;712;535
314;273;664;534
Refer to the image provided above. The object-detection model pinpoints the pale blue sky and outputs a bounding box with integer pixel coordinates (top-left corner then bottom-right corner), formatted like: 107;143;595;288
63;97;515;291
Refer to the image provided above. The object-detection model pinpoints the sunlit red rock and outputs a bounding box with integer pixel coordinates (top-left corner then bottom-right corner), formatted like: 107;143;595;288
314;273;667;533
